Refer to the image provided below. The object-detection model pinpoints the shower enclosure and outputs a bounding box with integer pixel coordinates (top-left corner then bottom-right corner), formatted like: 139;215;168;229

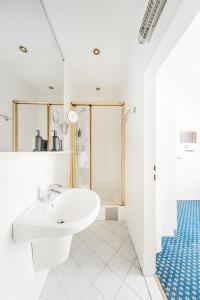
70;102;125;206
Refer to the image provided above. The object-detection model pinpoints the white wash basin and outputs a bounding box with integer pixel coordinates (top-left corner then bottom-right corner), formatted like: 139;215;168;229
13;188;100;242
12;188;100;271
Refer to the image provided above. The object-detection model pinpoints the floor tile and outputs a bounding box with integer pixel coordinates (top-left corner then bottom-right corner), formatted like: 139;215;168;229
47;286;68;300
71;236;82;250
133;257;141;270
41;221;151;300
156;201;200;300
97;227;112;240
82;286;104;300
53;257;78;284
108;252;132;280
71;243;92;265
88;221;105;232
84;234;103;250
81;253;105;282
94;267;122;300
62;268;91;300
103;220;121;232
119;241;136;262
126;236;134;245
40;271;60;300
121;221;127;228
115;225;130;240
125;265;151;300
106;232;126;250
115;283;140;300
95;242;116;264
76;229;93;242
145;276;163;300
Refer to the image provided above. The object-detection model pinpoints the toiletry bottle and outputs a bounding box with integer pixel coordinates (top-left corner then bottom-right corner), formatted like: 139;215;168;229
52;130;60;151
34;130;43;151
77;128;81;137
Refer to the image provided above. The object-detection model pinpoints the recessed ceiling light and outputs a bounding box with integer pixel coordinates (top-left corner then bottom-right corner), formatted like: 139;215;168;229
96;87;101;91
93;48;100;55
49;85;54;90
19;45;28;53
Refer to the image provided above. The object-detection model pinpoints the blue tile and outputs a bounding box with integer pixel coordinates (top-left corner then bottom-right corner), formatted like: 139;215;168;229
156;200;200;300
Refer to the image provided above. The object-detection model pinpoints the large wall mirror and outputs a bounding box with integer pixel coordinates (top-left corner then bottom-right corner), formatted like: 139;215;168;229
0;1;64;152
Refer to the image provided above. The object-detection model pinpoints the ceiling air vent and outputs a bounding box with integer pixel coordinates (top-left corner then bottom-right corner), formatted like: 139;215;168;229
138;0;167;44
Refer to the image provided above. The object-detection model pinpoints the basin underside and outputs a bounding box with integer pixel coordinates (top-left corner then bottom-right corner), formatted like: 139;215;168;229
32;235;72;272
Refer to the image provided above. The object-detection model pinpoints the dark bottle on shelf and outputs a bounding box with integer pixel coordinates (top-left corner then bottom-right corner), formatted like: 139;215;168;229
33;130;43;151
52;130;60;151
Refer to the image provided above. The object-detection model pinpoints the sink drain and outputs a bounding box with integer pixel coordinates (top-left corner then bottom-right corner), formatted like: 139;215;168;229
57;219;64;224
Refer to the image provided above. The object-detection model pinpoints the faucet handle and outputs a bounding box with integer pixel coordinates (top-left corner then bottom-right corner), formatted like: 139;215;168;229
48;184;62;191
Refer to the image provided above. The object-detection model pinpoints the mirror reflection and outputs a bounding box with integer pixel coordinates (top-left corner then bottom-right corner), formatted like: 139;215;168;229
0;1;64;152
12;101;65;152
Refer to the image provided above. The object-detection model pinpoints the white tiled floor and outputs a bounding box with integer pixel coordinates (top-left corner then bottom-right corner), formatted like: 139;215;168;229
40;220;151;300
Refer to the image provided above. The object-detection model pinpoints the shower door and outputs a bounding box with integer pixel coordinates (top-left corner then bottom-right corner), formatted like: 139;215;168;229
73;106;91;189
70;102;125;205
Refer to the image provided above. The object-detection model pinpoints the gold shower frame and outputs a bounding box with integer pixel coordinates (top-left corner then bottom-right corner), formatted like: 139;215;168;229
12;100;63;151
69;101;125;206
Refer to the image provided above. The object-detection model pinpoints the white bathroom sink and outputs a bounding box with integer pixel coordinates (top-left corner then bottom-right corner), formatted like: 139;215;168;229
13;188;100;242
12;188;100;271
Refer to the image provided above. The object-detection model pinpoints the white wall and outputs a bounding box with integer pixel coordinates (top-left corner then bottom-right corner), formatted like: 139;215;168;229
176;91;200;200
156;72;177;239
0;60;36;152
0;153;67;300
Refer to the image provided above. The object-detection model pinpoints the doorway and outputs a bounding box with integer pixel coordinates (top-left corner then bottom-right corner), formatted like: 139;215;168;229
154;10;200;299
69;101;125;206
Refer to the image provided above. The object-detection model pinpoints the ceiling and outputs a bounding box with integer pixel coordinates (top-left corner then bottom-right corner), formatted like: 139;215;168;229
0;0;64;101
0;0;183;101
0;0;146;101
43;0;144;100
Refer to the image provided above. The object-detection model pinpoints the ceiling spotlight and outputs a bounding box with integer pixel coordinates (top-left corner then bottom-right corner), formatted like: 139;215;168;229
19;45;28;53
96;87;101;91
93;48;100;55
49;85;54;90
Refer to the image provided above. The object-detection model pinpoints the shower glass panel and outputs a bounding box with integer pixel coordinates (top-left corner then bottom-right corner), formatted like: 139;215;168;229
71;102;125;205
74;106;90;189
92;106;122;204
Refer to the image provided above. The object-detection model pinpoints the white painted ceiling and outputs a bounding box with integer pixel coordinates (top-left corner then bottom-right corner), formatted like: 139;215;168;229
0;0;64;101
0;0;183;101
0;0;147;101
44;0;144;100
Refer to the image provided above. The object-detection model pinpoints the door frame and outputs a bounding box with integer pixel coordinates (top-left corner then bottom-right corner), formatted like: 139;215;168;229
69;101;125;206
143;0;200;275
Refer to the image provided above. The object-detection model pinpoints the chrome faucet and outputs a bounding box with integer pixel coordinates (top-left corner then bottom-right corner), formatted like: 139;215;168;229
38;184;62;202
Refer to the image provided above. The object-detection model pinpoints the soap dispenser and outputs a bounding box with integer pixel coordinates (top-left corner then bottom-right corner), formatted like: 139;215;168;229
34;130;43;151
52;130;60;151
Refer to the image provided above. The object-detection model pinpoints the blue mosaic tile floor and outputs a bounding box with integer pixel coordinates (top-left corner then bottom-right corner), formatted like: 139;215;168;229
156;200;200;300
